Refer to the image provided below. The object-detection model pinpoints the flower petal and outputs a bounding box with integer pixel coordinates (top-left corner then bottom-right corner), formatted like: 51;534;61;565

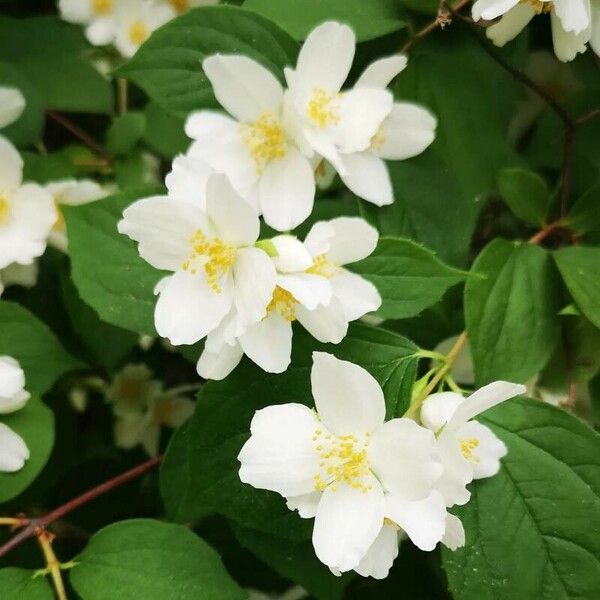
258;148;315;231
472;0;520;21
420;391;465;432
459;420;507;479
310;351;385;437
321;217;379;265
0;135;23;191
312;474;384;573
197;340;243;381
0;87;26;128
369;418;443;501
271;235;313;273
354;523;399;579
355;55;407;89
331;270;381;321
385;490;446;551
553;0;590;33
550;12;591;62
0;422;29;472
278;273;332;310
304;221;335;257
0;355;25;400
338;152;393;207
165;154;213;210
239;312;293;374
238;403;322;497
442;513;466;550
202;54;284;122
436;428;474;506
296;298;348;343
286;491;321;519
486;3;535;46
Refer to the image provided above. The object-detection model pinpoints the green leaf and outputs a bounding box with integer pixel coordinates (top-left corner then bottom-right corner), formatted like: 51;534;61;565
465;239;561;384
244;0;405;42
0;395;54;503
350;237;466;320
554;246;600;329
143;101;189;159
443;397;600;600
234;526;353;600
106;112;146;155
0;568;53;600
566;184;600;236
0;300;81;395
70;519;244;600
497;168;551;226
21;145;93;183
64;188;163;336
119;5;298;117
0;61;44;147
0;16;113;113
160;324;418;538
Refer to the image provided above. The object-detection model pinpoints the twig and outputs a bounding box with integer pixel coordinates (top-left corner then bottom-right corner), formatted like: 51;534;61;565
575;108;600;126
36;531;68;600
0;456;162;558
46;111;111;159
117;78;128;116
528;220;563;245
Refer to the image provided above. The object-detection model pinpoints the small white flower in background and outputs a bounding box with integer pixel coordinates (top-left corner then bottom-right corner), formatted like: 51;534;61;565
473;0;592;62
197;217;381;380
58;0;119;48
333;55;437;207
107;364;194;456
0;136;56;270
0;356;31;472
118;173;276;346
161;0;219;15
45;179;108;252
284;22;394;189
185;55;317;232
0;262;39;297
114;0;175;58
239;352;445;574
421;381;525;507
0;86;26;129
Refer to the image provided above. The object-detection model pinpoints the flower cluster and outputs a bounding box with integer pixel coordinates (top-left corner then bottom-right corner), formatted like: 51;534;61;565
472;0;599;62
0;356;31;472
239;352;525;577
58;0;219;57
119;21;436;378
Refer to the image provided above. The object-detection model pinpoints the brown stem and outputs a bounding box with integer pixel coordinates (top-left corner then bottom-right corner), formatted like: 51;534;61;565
527;221;563;245
46;111;111;159
575;108;600;126
0;456;162;558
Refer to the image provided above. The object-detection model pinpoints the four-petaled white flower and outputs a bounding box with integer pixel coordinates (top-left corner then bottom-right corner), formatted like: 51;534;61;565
58;0;119;48
0;356;31;472
421;381;526;507
197;217;381;380
239;352;444;574
0;86;26;130
473;0;592;62
185;54;317;231
118;173;276;346
0;136;56;270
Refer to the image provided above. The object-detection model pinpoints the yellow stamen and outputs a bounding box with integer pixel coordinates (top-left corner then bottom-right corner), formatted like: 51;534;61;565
0;195;10;225
460;438;480;463
169;0;189;13
307;88;340;129
92;0;113;15
52;201;65;232
182;230;236;293
267;286;298;321
521;0;553;14
240;112;287;175
370;124;386;151
306;254;336;278
128;20;150;46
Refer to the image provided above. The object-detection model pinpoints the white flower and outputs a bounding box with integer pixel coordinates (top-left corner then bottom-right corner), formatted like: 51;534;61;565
118;173;276;346
114;0;175;58
475;0;592;62
0;87;25;129
334;55;437;207
58;0;119;47
197;217;381;380
421;381;525;507
0;262;39;297
591;0;600;54
185;55;316;231
45;178;107;252
238;352;443;574
284;22;394;187
0;356;31;473
160;0;219;14
0;136;56;270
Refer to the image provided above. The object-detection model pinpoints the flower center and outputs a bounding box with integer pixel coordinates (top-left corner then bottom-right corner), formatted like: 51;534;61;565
313;429;372;493
370;123;386;151
307;88;340;129
182;230;236;294
267;286;298;321
521;0;553;14
240;112;287;175
128;20;150;45
460;438;480;463
0;195;10;225
53;200;65;232
169;0;189;13
306;253;337;278
92;0;113;15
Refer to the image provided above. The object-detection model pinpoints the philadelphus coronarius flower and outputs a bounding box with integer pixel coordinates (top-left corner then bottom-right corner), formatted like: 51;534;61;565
118;172;276;346
0;86;26;129
421;381;526;507
0;356;31;472
197;217;381;379
239;352;449;575
0;136;56;270
473;0;592;62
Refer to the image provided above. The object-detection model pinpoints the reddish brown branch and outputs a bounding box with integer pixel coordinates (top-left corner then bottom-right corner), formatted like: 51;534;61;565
0;456;162;558
46;111;111;159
